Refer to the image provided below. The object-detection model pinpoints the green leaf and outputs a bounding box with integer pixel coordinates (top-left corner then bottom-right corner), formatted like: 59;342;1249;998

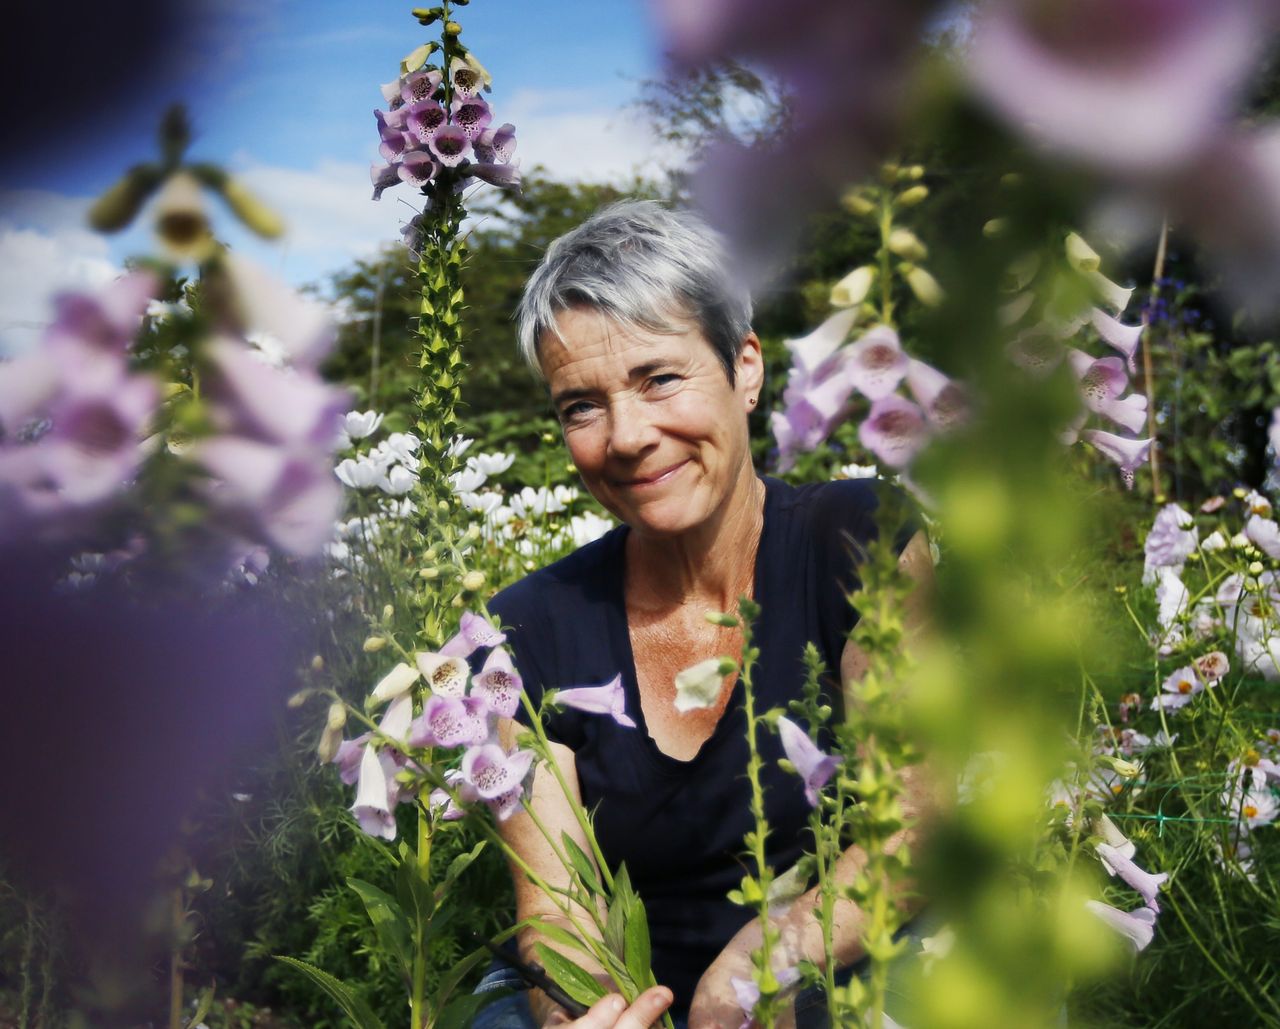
623;899;653;990
347;878;414;984
561;832;603;894
517;917;600;961
443;840;488;887
274;956;386;1029
603;895;626;961
533;944;610;1008
395;856;435;928
437;990;512;1029
433;948;489;1011
184;985;214;1029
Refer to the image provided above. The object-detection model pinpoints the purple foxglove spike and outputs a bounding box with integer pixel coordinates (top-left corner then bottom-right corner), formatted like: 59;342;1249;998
219;253;338;370
1080;429;1152;489
461;743;535;800
776;716;839;807
205;338;346;446
409;694;490;748
472;646;524;718
376;106;409;133
400;69;442;107
473;142;496;164
1090;308;1143;373
407;100;447;143
378;126;414;163
771;409;801;474
371;161;402;200
785;308;858;380
450;95;493;139
398;151;439;187
1085;899;1157;952
456;611;507;654
351;744;397;839
859;395;930;469
380;78;404;105
478;123;517;163
552;674;636;728
1069;350;1130;412
469;161;521;190
1007;330;1066;378
49;271;158;356
428;124;471;167
1096;843;1169;911
846;325;908;401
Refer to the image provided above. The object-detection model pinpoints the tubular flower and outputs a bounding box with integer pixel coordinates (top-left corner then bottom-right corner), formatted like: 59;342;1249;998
1142;502;1198;584
471;646;524;718
551;674;637;728
846;325;908;401
1079;429;1152;489
859;395;930;469
776;716;840;807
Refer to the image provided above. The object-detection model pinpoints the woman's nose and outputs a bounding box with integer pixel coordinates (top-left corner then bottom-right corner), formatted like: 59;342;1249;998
606;397;661;458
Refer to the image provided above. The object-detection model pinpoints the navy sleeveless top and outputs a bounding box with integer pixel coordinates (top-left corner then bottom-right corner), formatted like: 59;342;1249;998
489;475;909;1015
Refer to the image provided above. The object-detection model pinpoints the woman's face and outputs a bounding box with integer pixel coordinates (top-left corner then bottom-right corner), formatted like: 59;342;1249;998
540;307;764;539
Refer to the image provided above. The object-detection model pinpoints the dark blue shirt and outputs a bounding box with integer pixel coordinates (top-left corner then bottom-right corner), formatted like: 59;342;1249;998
490;475;908;1015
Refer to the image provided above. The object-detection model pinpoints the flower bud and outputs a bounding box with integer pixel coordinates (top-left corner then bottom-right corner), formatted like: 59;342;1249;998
895;185;928;207
705;610;740;628
905;164;925;180
219;178;285;238
1097;753;1141;778
444;20;462;35
840;189;876;216
88;166;162;232
287;688;313;708
461;570;486;591
466;524;481;541
778;757;797;775
424;547;439;561
419;567;439;579
1064;232;1101;273
438;500;450;513
316;723;342;764
326;701;348;731
905;266;943;307
382;604;395;621
310;654;325;671
716;657;739;677
880;162;901;183
152;171;216;262
540;432;556;443
1233;487;1248;498
1249;560;1265;577
403;42;433;72
887;228;927;261
363;635;388;652
830;266;876;308
411;7;441;24
982;218;1007;238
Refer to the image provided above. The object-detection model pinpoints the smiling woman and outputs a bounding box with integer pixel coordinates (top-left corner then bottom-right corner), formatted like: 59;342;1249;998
475;202;931;1029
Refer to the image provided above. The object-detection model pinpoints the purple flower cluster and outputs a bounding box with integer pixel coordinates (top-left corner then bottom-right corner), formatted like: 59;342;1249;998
0;273;160;541
370;55;519;201
771;312;967;475
331;612;638;837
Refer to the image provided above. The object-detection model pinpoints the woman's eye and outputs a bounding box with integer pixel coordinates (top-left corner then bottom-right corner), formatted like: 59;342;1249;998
649;374;681;389
560;401;594;422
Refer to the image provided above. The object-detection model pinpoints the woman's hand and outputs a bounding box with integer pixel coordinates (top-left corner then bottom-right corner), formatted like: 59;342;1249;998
544;987;674;1029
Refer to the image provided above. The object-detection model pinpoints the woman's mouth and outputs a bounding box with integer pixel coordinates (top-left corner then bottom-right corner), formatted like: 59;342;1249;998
617;459;689;488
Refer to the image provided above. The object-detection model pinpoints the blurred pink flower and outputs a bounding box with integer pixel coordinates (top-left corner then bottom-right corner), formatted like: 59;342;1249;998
1096;842;1168;911
846;325;908;401
859;394;930;469
1085;899;1157;952
1142;502;1197;584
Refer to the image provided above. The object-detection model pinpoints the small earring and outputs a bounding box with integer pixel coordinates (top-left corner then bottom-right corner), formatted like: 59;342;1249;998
748;397;757;406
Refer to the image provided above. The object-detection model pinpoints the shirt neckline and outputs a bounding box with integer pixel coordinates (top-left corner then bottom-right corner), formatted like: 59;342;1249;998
608;476;778;772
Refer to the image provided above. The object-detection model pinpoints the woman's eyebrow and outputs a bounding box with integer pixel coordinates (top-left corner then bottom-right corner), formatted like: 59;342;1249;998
550;360;674;408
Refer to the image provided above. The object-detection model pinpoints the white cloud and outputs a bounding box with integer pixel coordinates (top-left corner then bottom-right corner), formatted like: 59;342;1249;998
0;191;122;356
501;88;681;184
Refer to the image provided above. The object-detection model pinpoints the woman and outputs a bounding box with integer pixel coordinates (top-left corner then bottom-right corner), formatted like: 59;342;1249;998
479;201;933;1029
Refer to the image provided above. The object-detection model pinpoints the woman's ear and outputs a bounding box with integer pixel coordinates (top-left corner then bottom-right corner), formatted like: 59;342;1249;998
737;332;765;401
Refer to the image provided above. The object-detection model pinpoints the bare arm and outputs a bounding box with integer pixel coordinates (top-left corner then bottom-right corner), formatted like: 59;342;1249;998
688;530;937;1028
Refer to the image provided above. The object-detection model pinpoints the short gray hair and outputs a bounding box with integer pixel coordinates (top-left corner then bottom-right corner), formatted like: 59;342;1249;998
515;200;754;383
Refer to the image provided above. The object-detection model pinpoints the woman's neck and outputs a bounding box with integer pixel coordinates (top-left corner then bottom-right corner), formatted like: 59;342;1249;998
625;469;766;613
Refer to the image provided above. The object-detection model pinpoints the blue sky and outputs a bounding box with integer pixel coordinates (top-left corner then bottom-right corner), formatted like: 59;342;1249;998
0;0;676;353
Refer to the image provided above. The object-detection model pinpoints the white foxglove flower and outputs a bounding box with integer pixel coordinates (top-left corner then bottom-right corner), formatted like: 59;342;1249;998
674;657;735;712
369;662;421;705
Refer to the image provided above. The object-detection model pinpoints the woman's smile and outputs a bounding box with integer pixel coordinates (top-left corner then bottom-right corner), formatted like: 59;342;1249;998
615;459;690;489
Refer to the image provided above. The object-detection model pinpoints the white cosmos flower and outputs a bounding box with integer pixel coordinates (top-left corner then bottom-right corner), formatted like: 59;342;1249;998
450;466;487;494
446;435;474;459
335;455;386;490
381;465;417;496
460;490;504;516
1200;530;1228;552
383;432;420;464
466;451;516;477
343;409;384;440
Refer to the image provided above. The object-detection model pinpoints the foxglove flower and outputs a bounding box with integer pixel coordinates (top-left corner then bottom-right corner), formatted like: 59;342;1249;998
409;694;490;749
846;325;908;400
471;646;524;718
1079;429;1151;489
1090;308;1144;374
428;124;471;167
461;742;535;800
371;161;401;200
1085;899;1156;952
776;716;839;806
475;123;517;164
416;652;469;697
351;744;397;839
401;69;443;107
784;309;858;384
369;661;421;705
1095;843;1168;911
674;657;734;712
1067;349;1148;435
333;734;370;785
439;610;506;658
552;674;637;728
905;358;968;430
859;395;929;469
407;100;447;143
450;95;493;139
398;152;439;188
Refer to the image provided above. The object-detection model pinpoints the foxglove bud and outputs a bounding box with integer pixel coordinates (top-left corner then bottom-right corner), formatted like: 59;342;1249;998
888;229;927;261
88;166;162;231
382;604;395;621
895;185;928;207
461;570;485;591
830;266;876;308
840;190;875;216
905;266;943;306
219;178;285;238
1065;232;1101;273
363;635;388;652
704;610;740;628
